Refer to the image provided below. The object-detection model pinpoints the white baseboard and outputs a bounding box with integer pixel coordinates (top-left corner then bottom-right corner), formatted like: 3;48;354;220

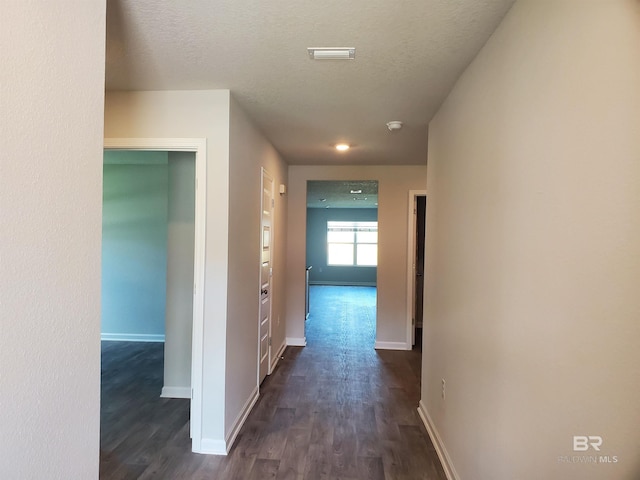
418;400;460;480
286;337;307;347
161;386;191;399
199;438;228;455
225;386;260;453
101;333;165;342
198;385;259;456
270;341;287;372
374;340;410;350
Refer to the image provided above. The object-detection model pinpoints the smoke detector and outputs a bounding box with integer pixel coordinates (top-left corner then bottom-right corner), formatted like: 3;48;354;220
386;121;403;131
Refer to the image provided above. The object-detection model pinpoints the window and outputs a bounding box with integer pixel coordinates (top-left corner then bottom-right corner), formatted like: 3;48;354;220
327;221;378;266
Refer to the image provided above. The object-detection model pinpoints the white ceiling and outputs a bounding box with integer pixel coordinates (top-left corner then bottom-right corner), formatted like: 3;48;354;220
105;0;515;166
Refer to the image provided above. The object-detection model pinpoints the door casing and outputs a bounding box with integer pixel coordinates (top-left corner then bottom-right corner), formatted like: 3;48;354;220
104;138;207;454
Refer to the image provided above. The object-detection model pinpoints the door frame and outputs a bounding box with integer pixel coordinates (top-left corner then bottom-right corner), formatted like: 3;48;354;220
406;190;427;347
104;137;207;454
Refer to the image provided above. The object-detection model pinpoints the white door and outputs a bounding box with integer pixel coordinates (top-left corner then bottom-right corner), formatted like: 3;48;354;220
259;169;274;384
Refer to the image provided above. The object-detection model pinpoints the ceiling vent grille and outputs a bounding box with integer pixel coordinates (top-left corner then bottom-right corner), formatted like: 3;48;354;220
307;47;355;60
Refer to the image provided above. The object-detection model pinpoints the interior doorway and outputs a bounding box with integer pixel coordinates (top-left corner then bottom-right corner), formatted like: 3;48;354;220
305;180;379;343
101;149;195;452
407;191;427;348
102;138;207;453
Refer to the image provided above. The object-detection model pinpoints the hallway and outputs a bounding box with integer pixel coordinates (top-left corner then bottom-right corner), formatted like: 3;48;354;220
100;286;446;479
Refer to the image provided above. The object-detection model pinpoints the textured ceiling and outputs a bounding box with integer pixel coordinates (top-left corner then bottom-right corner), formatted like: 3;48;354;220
106;0;515;166
307;181;378;209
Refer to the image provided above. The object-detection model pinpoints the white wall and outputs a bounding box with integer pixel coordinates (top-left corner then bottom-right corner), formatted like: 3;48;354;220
226;96;288;439
102;151;169;341
105;90;231;448
0;1;105;478
163;151;196;396
421;1;640;479
286;165;427;349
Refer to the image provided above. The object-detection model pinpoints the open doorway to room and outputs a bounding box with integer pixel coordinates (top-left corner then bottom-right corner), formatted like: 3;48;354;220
100;148;199;474
407;191;427;351
305;180;379;347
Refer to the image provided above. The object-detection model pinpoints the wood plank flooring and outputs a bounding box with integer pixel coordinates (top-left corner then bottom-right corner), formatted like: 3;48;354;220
100;286;446;479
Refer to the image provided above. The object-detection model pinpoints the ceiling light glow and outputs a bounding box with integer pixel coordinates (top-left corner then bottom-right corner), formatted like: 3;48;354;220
335;144;350;152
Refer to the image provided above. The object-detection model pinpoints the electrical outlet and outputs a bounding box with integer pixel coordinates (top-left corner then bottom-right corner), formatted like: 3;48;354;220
441;379;446;400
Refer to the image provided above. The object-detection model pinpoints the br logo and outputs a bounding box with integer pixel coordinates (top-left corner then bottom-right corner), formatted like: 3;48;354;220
573;436;603;451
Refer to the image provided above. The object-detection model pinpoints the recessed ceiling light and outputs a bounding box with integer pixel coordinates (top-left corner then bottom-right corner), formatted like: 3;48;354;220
335;144;350;152
308;47;355;60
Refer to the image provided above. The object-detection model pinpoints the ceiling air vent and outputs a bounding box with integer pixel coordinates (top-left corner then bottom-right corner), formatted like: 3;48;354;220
307;47;355;60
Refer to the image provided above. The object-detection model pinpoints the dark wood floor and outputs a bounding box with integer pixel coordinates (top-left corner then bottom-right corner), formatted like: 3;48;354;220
100;286;446;479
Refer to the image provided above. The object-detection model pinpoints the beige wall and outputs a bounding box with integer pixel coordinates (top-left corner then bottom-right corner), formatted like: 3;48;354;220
286;165;427;347
421;1;640;479
105;90;231;447
226;96;288;437
0;1;105;477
